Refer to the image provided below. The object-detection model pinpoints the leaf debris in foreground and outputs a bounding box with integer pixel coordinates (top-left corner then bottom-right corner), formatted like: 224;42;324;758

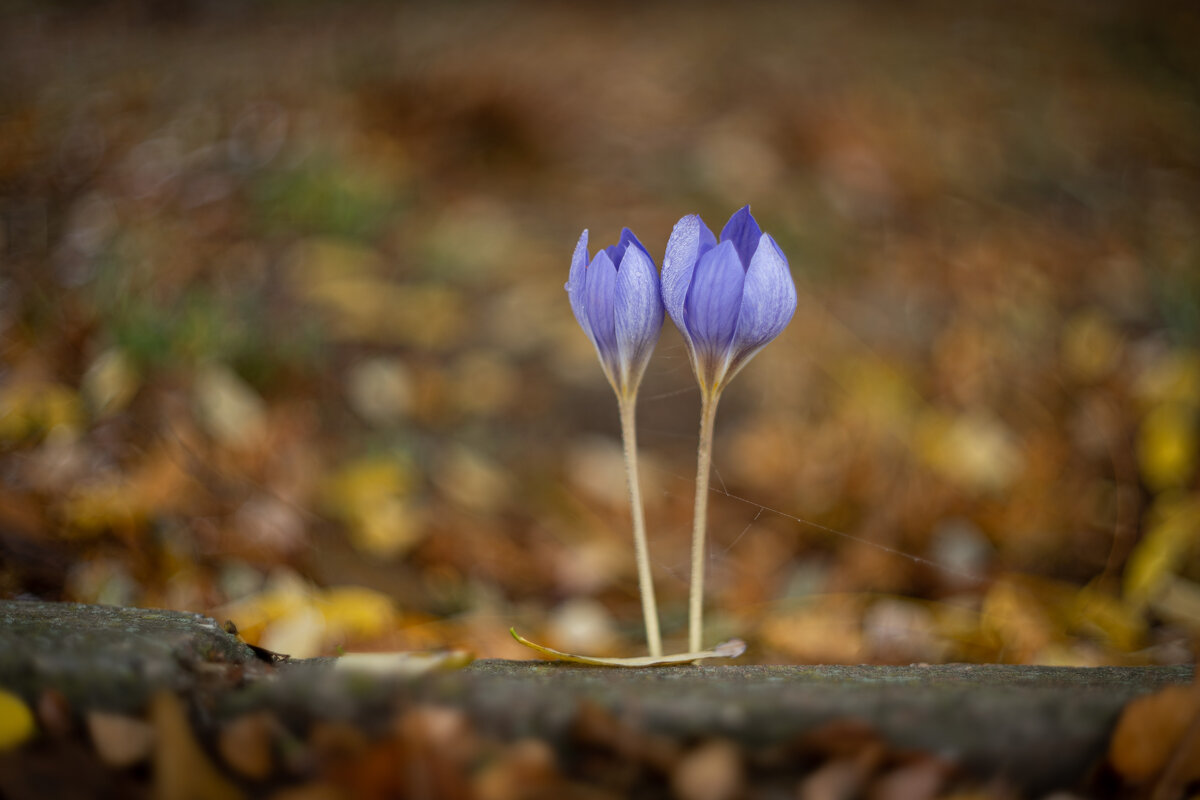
333;650;475;676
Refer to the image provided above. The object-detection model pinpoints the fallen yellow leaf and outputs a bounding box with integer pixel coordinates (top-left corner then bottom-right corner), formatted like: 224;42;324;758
318;585;398;640
510;628;745;667
1137;403;1198;492
1124;493;1200;610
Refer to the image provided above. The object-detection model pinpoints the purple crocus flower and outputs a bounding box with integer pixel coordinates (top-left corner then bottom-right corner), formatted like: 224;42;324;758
662;206;797;393
565;228;665;399
663;205;796;652
565;225;666;655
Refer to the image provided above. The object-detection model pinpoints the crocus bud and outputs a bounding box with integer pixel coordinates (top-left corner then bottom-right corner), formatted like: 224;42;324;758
662;206;797;394
566;228;665;399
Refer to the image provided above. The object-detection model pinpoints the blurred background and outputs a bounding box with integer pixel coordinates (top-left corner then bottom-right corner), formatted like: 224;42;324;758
1;0;1198;666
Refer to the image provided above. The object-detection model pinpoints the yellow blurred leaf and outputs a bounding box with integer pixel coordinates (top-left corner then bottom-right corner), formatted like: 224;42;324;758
216;569;314;644
0;689;36;751
1137;403;1197;492
260;604;324;659
219;575;400;657
915;410;1023;493
352;497;423;560
323;457;412;515
62;482;142;535
980;578;1058;662
1124;493;1200;610
322;457;424;559
318;585;397;640
978;575;1142;663
0;381;83;442
510;628;745;667
1070;584;1145;653
928;601;984;659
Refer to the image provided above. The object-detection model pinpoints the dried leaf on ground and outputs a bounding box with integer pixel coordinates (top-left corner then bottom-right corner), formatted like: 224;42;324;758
509;628;746;667
1108;683;1200;784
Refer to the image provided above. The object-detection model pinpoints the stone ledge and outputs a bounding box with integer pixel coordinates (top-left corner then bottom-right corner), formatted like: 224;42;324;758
1;599;1192;793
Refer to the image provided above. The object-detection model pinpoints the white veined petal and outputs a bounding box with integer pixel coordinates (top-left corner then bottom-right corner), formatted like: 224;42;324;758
728;233;797;372
662;214;716;335
614;244;664;391
566;229;591;337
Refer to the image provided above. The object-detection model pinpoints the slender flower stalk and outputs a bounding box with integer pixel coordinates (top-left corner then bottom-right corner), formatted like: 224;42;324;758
617;395;660;656
662;206;797;651
688;388;719;652
566;227;665;656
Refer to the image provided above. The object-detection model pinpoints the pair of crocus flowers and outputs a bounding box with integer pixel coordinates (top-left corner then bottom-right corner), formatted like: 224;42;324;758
566;206;797;656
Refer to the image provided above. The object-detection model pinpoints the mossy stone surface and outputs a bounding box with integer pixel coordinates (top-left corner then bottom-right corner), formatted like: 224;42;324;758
0;599;256;713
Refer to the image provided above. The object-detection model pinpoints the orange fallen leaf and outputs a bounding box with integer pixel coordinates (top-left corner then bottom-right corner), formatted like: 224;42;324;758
1109;683;1200;783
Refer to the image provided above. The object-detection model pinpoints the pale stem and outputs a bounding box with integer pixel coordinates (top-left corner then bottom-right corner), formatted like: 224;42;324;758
617;394;663;657
688;387;721;653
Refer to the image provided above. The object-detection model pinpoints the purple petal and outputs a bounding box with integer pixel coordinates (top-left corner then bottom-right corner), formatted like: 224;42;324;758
683;240;745;373
662;214;717;332
729;233;797;362
603;243;622;267
619;227;653;263
605;227;653;273
566;229;591;336
584;249;619;373
614;244;664;389
719;206;763;271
